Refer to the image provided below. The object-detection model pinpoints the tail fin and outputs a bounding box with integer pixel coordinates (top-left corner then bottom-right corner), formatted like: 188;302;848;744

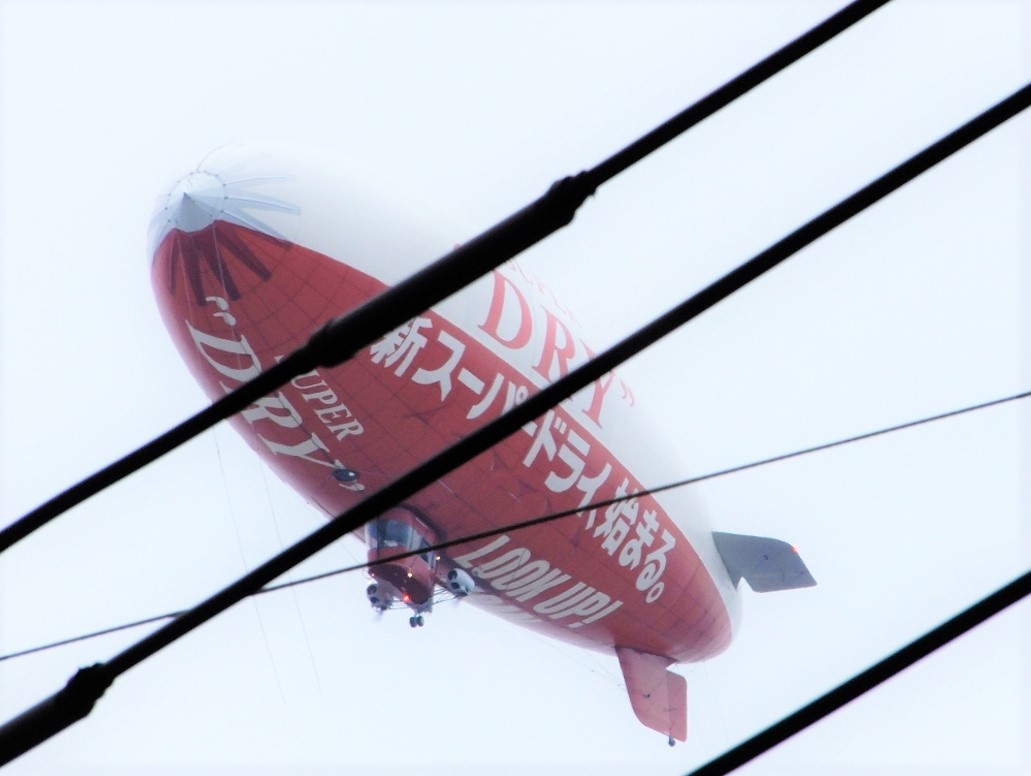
615;646;687;744
712;532;817;592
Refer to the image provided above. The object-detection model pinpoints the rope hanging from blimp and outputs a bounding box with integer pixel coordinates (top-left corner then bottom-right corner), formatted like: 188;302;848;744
2;56;1029;773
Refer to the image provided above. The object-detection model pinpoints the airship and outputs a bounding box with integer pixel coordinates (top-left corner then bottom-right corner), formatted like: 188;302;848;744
148;142;815;745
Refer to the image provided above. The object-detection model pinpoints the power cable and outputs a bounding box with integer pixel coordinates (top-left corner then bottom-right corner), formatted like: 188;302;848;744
685;573;1031;776
1;386;1025;666
0;0;892;556
1;77;1025;765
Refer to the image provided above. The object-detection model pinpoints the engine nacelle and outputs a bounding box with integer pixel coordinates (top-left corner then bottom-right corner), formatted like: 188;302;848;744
366;582;392;610
446;568;475;597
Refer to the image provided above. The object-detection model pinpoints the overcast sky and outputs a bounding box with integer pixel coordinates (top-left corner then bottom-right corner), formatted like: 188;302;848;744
1;1;1029;774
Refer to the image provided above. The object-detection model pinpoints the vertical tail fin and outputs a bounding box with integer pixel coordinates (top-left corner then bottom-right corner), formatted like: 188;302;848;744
615;646;687;744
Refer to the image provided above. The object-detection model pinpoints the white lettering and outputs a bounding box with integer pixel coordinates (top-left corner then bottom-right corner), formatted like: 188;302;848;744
570;599;623;628
474;548;531;579
453;536;510;568
558;591;613;622
186;321;262;382
301;387;337;405
533;583;594;617
222;385;303;429
490;560;551;591
508;568;573;602
328;420;363;439
258;432;346;470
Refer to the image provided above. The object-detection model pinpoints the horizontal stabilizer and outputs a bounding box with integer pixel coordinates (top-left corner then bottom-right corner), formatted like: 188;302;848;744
615;646;687;743
712;532;817;592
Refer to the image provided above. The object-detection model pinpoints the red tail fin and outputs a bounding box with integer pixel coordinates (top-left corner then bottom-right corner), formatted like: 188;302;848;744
615;646;687;744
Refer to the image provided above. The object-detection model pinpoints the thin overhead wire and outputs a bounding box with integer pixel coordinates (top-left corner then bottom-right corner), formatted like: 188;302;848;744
1;76;1027;766
0;0;892;556
1;386;1026;666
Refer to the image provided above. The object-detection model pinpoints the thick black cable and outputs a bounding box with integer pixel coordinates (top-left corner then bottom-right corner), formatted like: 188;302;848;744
3;386;1026;666
0;0;892;556
686;572;1031;776
1;78;1026;767
591;0;890;183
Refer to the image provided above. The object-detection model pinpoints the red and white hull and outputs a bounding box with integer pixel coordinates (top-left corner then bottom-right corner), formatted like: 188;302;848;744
149;142;744;740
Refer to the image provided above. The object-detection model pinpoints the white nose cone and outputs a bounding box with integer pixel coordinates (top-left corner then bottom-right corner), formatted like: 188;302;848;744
164;170;227;233
147;142;464;287
148;145;301;257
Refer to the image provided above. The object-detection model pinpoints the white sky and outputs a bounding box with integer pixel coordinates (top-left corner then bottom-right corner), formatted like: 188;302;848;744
0;1;1029;774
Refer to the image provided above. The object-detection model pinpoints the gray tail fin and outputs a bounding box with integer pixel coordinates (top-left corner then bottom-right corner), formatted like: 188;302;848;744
712;532;816;592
